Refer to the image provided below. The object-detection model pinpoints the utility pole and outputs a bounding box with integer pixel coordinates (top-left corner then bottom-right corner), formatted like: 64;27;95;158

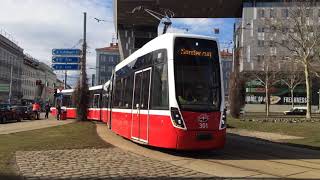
76;12;89;121
8;64;13;104
64;70;67;89
80;12;87;88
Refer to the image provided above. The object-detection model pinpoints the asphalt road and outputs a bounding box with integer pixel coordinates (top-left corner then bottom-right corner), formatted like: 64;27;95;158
97;124;320;179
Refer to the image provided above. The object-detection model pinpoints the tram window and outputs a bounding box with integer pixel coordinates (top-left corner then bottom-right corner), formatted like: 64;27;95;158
153;49;167;64
151;63;169;109
93;94;100;108
102;94;108;108
140;70;151;110
122;76;133;109
113;78;124;108
144;54;152;66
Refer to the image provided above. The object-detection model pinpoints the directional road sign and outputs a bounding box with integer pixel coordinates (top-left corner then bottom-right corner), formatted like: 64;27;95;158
52;49;81;56
0;84;9;92
52;56;80;63
52;64;80;70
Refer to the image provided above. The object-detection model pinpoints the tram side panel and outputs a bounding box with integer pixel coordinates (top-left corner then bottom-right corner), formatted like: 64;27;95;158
111;109;131;139
147;113;178;149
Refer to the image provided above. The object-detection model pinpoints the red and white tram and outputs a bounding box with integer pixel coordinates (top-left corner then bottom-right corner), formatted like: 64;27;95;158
53;33;226;150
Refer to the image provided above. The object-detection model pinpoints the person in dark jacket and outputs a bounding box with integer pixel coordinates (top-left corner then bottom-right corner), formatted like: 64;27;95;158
56;104;61;120
45;103;51;119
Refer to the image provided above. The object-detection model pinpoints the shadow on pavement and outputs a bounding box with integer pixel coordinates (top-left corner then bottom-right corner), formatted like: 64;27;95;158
143;133;320;161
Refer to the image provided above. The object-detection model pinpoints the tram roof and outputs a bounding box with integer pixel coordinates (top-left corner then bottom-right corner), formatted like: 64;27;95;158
115;33;217;72
61;89;74;94
103;80;110;91
89;85;103;91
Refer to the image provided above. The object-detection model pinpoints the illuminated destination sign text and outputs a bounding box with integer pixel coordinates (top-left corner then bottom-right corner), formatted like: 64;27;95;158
179;48;212;58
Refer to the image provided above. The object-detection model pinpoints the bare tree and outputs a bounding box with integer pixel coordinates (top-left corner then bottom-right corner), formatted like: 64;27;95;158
280;62;304;108
229;48;247;118
250;57;281;117
271;0;320;119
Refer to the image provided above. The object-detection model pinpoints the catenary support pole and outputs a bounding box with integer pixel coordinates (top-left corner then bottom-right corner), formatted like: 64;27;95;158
8;64;13;104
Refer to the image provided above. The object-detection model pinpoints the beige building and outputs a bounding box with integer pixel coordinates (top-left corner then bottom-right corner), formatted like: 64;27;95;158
21;55;57;105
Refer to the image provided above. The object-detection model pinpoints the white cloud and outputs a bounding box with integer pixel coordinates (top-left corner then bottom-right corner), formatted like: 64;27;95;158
0;0;114;87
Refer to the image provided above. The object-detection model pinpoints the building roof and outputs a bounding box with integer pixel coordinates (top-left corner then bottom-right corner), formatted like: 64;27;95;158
220;49;233;58
96;43;119;53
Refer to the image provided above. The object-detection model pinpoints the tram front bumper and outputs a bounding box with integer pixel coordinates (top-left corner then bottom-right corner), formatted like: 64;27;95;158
176;129;226;150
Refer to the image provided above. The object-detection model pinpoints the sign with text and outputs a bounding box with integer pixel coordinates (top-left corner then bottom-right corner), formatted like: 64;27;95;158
52;56;80;63
52;49;81;56
52;64;80;70
0;84;9;92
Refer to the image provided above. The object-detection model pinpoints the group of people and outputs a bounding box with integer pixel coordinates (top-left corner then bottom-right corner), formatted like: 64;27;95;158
31;102;51;119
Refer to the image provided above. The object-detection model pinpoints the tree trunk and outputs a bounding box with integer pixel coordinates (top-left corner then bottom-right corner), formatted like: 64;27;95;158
265;82;269;117
291;89;294;108
229;71;240;118
304;62;311;119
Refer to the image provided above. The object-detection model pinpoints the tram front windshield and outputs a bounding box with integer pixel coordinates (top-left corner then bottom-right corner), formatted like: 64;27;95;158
174;37;221;112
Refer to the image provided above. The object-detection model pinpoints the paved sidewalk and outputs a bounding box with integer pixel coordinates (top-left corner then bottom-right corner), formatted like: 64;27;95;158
16;148;210;179
0;116;74;135
227;128;304;142
96;123;320;179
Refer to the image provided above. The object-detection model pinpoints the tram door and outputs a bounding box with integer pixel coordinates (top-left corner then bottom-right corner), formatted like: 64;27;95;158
131;67;152;143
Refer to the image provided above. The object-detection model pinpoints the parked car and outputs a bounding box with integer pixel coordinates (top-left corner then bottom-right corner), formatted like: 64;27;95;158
0;104;21;123
283;107;307;115
11;105;35;120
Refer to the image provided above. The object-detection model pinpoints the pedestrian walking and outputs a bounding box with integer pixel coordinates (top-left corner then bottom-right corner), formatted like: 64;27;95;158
45;103;51;119
32;102;40;120
56;103;61;120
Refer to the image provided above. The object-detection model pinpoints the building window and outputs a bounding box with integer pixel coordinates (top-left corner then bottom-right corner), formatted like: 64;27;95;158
258;40;264;47
100;66;105;72
282;9;289;18
306;8;312;18
282;39;289;46
109;56;114;63
258;9;265;18
270;9;276;18
269;40;275;47
258;26;265;32
257;55;264;63
270;47;277;55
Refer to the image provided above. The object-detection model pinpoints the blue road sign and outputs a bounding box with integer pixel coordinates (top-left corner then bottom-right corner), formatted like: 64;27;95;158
52;64;80;70
52;56;80;63
52;49;81;56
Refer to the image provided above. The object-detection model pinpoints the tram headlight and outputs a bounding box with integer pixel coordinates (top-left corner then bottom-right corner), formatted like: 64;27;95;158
220;109;227;129
171;107;185;128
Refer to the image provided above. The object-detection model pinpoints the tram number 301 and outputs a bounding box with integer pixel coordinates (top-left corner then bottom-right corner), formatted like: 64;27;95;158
199;122;208;129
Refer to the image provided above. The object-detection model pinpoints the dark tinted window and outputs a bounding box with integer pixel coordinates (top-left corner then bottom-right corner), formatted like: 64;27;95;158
113;49;168;110
151;63;169;109
113;79;122;108
140;70;151;110
123;76;133;109
174;37;221;112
